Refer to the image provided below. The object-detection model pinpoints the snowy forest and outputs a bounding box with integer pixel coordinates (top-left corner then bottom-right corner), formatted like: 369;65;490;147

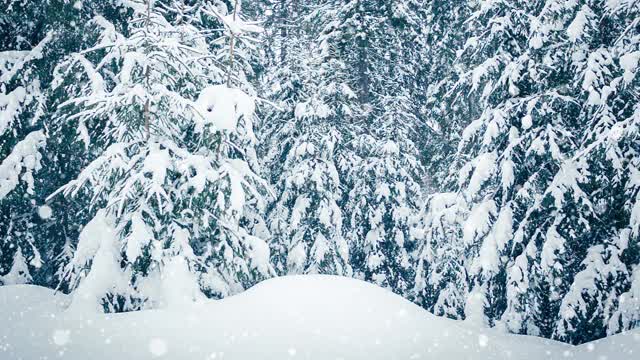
1;0;639;352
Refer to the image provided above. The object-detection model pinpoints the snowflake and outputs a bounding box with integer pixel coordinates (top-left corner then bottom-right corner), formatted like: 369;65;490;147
52;329;70;346
149;338;168;357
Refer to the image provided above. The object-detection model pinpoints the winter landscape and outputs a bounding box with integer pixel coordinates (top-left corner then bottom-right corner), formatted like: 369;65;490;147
1;0;639;359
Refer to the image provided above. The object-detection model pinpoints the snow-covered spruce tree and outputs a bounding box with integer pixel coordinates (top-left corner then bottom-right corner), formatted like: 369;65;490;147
302;0;428;294
344;97;425;294
252;0;306;68
261;0;357;276
554;0;640;343
409;0;498;306
452;1;597;337
50;0;272;312
414;0;575;327
0;3;52;284
417;0;474;185
411;192;468;319
413;0;640;343
350;3;427;295
0;0;131;289
344;115;423;294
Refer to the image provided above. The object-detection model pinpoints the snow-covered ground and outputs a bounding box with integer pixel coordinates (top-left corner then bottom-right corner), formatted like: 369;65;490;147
0;275;637;360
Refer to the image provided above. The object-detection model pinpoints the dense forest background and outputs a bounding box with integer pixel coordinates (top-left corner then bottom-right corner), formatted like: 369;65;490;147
1;0;639;345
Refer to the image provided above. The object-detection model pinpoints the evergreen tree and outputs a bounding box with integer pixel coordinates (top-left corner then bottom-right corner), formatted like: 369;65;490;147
413;0;640;343
50;0;272;312
0;0;96;287
412;192;468;319
262;0;357;276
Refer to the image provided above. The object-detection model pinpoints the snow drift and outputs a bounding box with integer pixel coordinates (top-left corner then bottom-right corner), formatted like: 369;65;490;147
0;275;637;360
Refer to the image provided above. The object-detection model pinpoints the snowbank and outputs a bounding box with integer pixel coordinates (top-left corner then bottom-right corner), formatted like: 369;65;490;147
0;276;637;359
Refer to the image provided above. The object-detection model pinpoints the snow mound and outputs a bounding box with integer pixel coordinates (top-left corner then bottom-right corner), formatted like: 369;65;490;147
0;275;638;359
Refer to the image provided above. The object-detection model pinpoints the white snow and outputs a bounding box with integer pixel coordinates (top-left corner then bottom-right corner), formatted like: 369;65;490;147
37;204;53;219
567;6;591;42
65;210;128;313
52;329;71;346
620;51;640;84
195;85;255;132
0;247;32;285
465;285;489;327
0;32;52;84
0;275;638;360
158;255;205;309
478;333;490;347
291;196;311;228
521;114;533;130
0;130;46;199
244;234;271;275
463;199;497;245
464;152;497;198
473;207;512;276
0;86;27;135
148;338;168;357
219;13;263;37
124;212;153;262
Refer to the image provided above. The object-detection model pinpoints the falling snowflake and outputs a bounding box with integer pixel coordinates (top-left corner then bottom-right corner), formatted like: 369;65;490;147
149;338;168;357
478;334;489;347
52;329;70;346
37;205;53;219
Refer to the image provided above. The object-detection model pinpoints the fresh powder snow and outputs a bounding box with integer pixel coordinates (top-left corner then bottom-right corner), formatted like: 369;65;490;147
1;275;638;360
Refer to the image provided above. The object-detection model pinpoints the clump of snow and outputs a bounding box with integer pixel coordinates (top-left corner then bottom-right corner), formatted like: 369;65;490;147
0;32;52;84
293;142;316;158
124;213;153;262
480;208;513;273
217;8;263;37
244;235;271;275
608;265;640;334
463;200;497;245
0;131;46;199
463;152;497;198
195;85;255;132
159;255;204;309
382;140;400;156
0;86;27;135
65;210;128;314
582;49;613;106
530;34;543;49
294;100;331;119
290;196;310;228
620;51;640;84
142;143;171;186
287;243;307;274
567;6;591;42
465;285;488;327
540;226;565;271
521;114;533;130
